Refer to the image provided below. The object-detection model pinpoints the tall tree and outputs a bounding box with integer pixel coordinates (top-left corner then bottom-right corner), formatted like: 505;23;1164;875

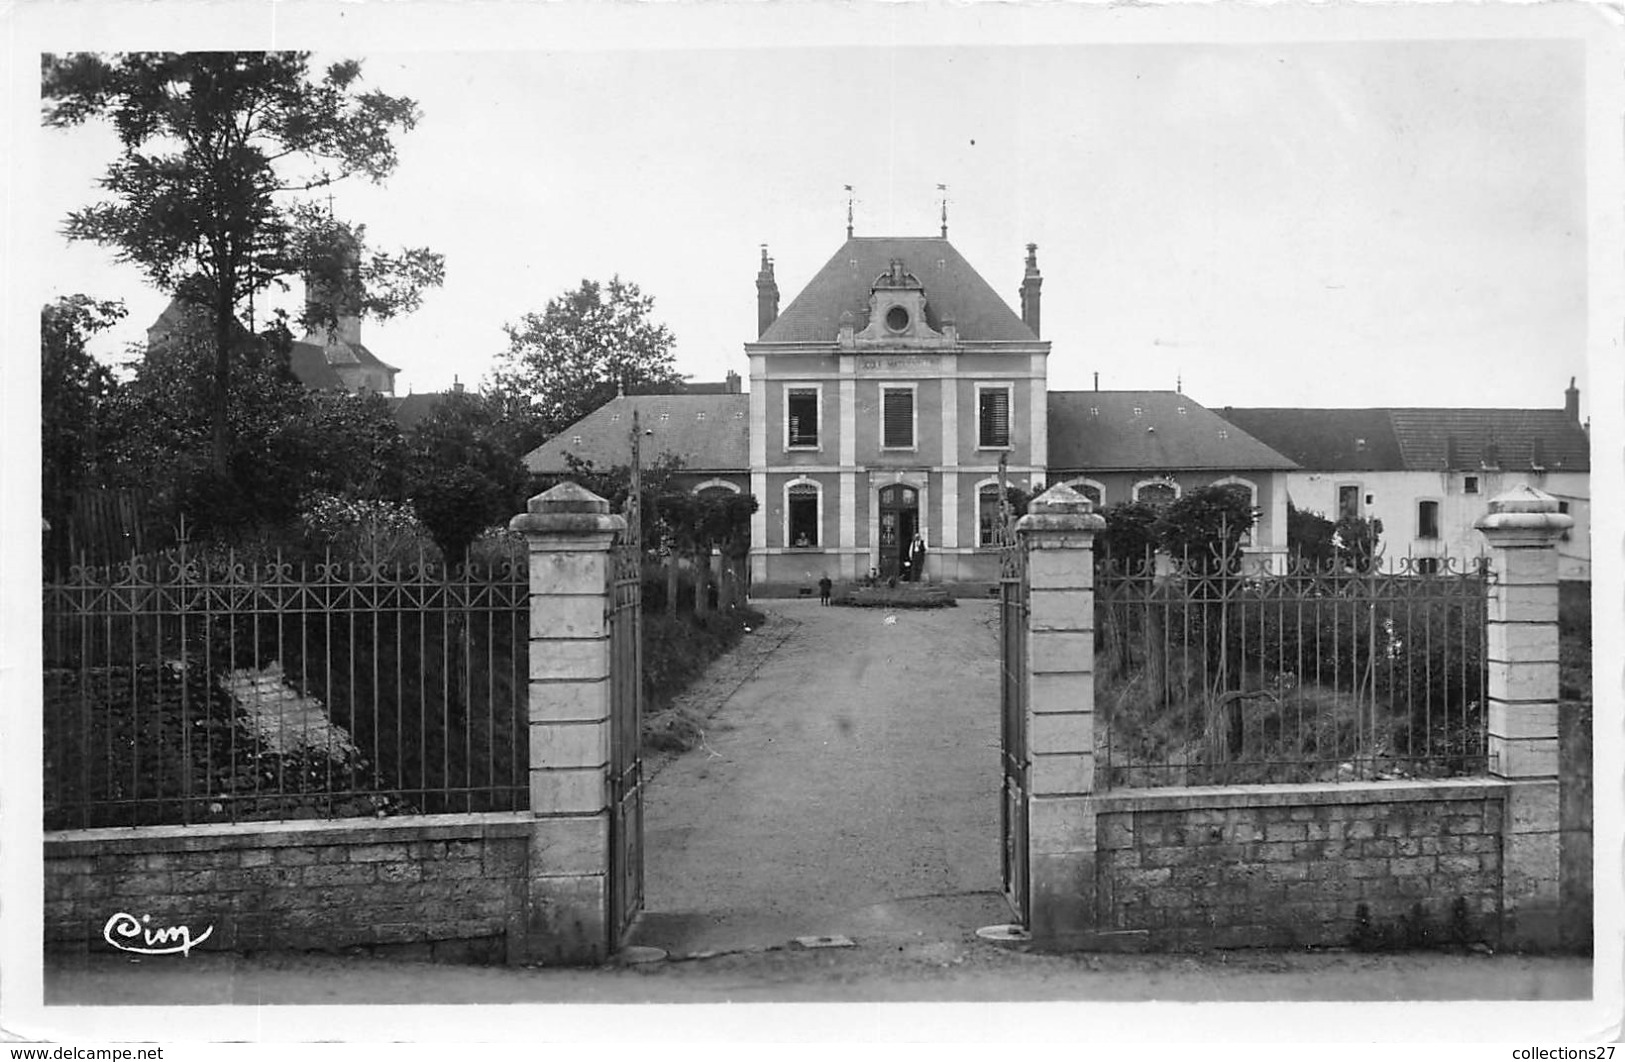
42;52;443;476
41;296;125;569
493;277;684;449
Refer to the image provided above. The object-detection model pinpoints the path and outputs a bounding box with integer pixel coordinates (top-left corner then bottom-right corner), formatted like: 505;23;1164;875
629;598;1010;956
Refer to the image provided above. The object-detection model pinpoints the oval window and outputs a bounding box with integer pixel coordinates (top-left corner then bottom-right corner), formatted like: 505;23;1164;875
885;305;909;331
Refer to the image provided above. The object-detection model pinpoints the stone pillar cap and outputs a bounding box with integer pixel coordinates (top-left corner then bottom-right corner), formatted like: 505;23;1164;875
1475;483;1572;536
510;481;625;537
525;481;611;514
1485;484;1562;515
1018;483;1106;535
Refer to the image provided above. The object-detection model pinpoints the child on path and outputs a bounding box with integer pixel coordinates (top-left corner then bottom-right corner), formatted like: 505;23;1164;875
818;574;833;605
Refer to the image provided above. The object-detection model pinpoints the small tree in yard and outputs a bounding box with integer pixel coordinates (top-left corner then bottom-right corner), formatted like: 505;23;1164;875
44;51;443;484
492;277;685;452
692;491;758;614
1153;484;1257;574
1288;503;1383;572
404;391;528;569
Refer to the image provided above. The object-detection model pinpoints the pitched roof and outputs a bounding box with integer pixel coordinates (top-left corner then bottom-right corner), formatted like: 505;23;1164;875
1048;391;1297;473
1216;408;1404;471
1387;408;1588;471
389;391;456;431
287;341;348;391
758;236;1037;344
1218;407;1589;473
524;394;750;474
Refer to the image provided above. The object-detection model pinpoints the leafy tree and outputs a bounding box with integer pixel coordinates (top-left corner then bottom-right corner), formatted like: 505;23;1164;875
404;391;528;569
1097;502;1160;572
290;388;409;503
1153;484;1258;573
1287;503;1383;572
692;490;758;612
108;308;312;534
1287;502;1337;568
43;51;443;477
493;277;684;449
41;296;125;568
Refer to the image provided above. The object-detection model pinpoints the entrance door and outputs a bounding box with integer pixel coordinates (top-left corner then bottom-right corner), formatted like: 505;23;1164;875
878;485;919;581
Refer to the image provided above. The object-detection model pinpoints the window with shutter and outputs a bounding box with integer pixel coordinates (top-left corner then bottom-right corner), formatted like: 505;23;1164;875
978;387;1011;448
882;388;914;449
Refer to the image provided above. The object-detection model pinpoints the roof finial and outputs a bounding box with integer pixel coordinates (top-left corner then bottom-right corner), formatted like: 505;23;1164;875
1176;372;1182;393
938;183;949;238
844;184;855;238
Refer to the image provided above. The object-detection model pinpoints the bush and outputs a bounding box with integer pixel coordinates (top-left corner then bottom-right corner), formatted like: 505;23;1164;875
641;606;764;715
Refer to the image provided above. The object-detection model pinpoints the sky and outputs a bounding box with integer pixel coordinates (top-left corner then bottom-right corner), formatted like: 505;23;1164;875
26;29;1595;418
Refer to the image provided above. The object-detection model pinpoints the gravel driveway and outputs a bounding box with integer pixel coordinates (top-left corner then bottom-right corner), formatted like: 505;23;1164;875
630;598;1011;956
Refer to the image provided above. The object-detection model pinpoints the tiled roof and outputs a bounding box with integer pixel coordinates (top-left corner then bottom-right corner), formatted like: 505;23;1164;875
524;394;750;474
758;236;1037;344
1216;408;1404;471
1048;391;1298;473
1387;408;1589;471
1218;407;1589;472
390;391;455;431
287;341;348;391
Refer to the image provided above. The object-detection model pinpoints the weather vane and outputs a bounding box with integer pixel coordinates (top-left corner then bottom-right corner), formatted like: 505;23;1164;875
938;184;949;237
844;184;855;238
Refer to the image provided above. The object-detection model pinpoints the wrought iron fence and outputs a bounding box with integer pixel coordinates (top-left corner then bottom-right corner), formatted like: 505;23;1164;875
1094;547;1491;788
43;543;530;829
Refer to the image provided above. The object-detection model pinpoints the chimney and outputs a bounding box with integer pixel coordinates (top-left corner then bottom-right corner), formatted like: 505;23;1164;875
756;245;779;339
1565;376;1579;420
304;226;363;347
725;370;741;394
1019;243;1043;338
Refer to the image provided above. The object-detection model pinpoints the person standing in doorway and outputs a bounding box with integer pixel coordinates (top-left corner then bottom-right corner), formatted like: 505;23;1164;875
909;531;927;584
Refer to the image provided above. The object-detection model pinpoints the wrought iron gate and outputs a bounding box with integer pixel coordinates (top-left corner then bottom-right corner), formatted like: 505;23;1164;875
607;417;646;947
995;476;1030;926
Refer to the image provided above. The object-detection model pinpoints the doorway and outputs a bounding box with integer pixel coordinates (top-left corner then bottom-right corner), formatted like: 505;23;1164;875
878;484;919;581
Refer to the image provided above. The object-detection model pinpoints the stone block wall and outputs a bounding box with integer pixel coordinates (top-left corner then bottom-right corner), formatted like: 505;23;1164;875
1092;781;1507;950
45;813;538;964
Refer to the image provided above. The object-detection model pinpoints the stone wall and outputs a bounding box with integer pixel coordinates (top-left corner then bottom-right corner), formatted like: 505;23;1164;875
45;814;538;964
1092;781;1507;950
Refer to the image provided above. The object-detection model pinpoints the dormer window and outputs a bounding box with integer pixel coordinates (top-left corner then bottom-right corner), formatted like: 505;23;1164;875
696;411;707;421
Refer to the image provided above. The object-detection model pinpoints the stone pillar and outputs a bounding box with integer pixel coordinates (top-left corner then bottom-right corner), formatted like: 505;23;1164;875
510;482;624;964
1017;483;1106;947
1475;484;1572;949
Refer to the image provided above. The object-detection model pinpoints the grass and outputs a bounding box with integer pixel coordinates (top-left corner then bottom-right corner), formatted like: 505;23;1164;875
641;606;765;754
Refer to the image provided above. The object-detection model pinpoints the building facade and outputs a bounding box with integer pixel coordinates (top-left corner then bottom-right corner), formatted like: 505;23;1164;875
745;238;1049;585
1220;389;1591;579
